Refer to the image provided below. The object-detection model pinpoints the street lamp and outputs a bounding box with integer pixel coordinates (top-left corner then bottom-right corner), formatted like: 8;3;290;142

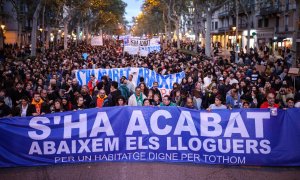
0;24;5;30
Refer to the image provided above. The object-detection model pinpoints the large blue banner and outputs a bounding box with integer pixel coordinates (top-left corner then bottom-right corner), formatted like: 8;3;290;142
1;107;300;167
75;68;185;96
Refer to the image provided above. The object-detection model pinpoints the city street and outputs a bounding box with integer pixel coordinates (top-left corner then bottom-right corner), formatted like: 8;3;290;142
1;162;300;180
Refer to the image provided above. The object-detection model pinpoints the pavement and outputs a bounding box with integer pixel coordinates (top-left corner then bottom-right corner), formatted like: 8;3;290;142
0;162;300;180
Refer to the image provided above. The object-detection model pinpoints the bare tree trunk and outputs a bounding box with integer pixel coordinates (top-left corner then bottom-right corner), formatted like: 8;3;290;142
45;26;50;49
76;22;80;46
194;31;199;52
17;21;22;47
246;15;251;54
30;0;43;57
41;5;45;51
85;23;90;45
205;10;212;57
176;20;180;49
63;20;68;50
235;0;239;63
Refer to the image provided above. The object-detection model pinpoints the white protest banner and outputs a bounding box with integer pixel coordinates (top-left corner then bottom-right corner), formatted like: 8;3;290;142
91;36;103;46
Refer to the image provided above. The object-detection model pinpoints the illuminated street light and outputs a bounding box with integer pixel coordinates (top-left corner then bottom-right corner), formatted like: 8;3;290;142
39;28;43;32
232;26;236;31
0;24;5;30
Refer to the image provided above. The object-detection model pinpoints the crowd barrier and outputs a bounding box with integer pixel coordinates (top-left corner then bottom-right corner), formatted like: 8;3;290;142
0;107;300;167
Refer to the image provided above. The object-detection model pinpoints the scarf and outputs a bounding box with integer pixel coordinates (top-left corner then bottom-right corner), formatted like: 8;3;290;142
32;99;44;114
135;93;143;106
96;95;107;108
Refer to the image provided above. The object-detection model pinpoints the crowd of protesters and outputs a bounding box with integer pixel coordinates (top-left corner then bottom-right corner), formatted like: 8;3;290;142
0;39;300;118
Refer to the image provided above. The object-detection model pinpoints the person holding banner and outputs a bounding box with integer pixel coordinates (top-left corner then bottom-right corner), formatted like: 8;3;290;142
128;87;146;106
72;96;86;110
12;96;36;117
31;92;50;115
260;93;279;109
90;89;109;108
160;95;176;107
207;95;227;110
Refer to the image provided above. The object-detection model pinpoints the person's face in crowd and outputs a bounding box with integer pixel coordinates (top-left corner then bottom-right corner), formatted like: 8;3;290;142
140;83;145;90
188;77;193;83
25;73;31;80
186;98;194;108
99;90;106;98
21;99;28;106
129;75;133;81
54;101;61;110
81;86;88;95
175;90;181;97
153;82;159;89
182;78;187;84
34;94;41;102
236;72;241;79
72;79;78;86
38;79;43;86
243;102;250;108
90;76;95;81
77;97;84;106
173;83;178;89
240;81;246;88
212;88;218;94
265;82;271;89
148;90;153;99
154;94;160;102
62;99;68;105
118;99;125;106
16;83;23;90
67;79;72;86
41;90;47;98
26;84;32;91
287;100;295;108
267;94;275;106
215;97;222;106
162;97;170;106
135;88;141;96
195;82;201;90
143;100;151;106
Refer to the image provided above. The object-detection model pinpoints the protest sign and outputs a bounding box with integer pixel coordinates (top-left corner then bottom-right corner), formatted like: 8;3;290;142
1;107;300;167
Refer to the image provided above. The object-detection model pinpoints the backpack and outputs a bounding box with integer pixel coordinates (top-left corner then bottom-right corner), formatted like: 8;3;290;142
118;84;130;100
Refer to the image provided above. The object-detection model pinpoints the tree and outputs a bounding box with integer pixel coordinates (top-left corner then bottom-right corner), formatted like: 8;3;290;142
193;0;228;57
30;0;43;56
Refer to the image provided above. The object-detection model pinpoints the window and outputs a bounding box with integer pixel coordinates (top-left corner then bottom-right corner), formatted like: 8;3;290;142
258;19;263;28
215;22;218;30
264;18;269;27
212;22;214;30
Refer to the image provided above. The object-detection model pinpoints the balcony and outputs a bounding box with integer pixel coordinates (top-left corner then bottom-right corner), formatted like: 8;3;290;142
218;11;229;18
260;6;281;16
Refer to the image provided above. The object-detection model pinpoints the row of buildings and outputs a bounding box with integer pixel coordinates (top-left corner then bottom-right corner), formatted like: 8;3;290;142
183;0;300;57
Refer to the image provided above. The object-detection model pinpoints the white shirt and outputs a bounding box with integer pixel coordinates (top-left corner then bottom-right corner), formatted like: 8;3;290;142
21;104;28;117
